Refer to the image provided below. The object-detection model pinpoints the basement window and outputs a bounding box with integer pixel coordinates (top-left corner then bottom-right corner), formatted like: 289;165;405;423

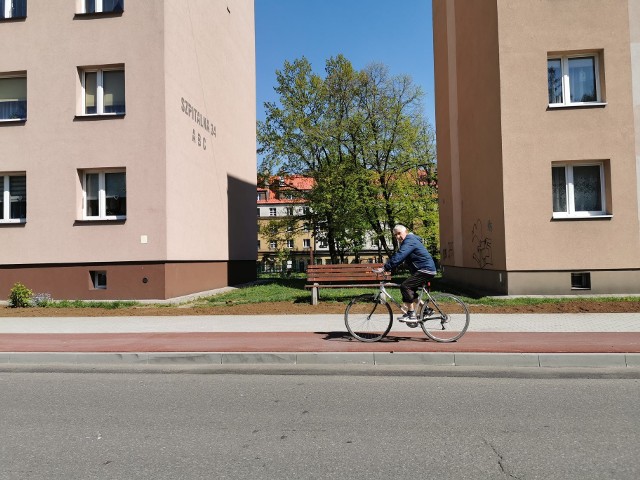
571;272;591;290
90;271;107;289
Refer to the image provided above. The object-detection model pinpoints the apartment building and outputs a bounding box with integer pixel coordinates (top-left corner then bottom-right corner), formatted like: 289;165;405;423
0;0;257;299
433;0;640;295
257;176;382;272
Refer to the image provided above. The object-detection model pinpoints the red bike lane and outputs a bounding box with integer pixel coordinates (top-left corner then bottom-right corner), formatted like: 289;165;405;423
1;331;639;353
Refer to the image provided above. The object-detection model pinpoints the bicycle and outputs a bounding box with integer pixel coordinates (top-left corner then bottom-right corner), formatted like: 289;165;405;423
344;277;470;343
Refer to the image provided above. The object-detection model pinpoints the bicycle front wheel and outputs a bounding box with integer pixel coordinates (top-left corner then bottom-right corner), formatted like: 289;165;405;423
420;293;470;342
344;294;393;342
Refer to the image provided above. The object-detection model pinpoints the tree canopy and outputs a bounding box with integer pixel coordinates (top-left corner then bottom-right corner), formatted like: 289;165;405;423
258;55;438;263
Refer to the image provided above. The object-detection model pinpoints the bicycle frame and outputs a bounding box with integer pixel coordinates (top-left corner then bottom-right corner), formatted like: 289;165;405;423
374;281;431;318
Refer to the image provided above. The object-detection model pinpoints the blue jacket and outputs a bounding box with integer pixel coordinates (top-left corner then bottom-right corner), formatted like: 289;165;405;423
384;233;436;274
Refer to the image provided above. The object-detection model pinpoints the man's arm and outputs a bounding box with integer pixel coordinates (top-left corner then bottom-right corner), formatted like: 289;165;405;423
384;236;415;271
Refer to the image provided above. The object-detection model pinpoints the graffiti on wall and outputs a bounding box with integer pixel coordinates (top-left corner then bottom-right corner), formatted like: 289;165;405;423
441;241;454;263
472;219;493;268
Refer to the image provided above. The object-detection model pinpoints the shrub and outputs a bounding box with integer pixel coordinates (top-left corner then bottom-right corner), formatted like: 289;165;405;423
8;282;34;308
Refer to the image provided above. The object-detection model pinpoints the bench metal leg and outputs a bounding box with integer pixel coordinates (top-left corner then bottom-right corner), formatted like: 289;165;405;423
311;285;319;305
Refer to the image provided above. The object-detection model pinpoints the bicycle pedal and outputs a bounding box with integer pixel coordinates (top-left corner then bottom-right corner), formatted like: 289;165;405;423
405;322;419;328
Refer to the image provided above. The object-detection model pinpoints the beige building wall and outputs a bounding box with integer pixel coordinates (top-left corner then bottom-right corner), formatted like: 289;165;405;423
0;0;256;299
433;0;507;293
631;0;640;231
164;0;256;262
0;1;167;266
433;0;640;294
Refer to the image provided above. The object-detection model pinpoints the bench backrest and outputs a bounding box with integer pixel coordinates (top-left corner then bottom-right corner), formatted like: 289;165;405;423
306;263;391;284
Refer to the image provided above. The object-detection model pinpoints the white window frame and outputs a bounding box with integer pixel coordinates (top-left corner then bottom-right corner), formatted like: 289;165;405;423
552;162;608;219
0;173;26;223
548;53;604;108
303;239;311;249
81;169;126;220
2;0;26;18
269;241;277;249
81;0;123;14
286;240;294;249
0;74;27;122
269;207;277;217
81;67;125;116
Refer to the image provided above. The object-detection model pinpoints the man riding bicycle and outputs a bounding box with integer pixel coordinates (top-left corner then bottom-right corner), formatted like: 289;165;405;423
373;224;437;321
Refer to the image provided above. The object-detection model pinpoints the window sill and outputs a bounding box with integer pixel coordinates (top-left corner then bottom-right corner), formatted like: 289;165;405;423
74;219;126;226
547;102;607;110
73;11;124;19
0;220;26;227
74;114;125;121
0;16;26;22
0;119;26;125
551;214;612;221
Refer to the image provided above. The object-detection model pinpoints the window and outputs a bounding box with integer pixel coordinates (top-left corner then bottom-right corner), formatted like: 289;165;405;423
81;170;126;220
269;207;276;217
257;191;266;201
303;239;311;249
256;208;260;216
83;0;123;13
90;271;107;289
0;75;26;121
286;240;294;249
552;163;607;218
548;54;602;106
285;207;294;216
269;241;277;249
81;67;125;115
0;0;26;18
571;272;591;290
0;173;26;222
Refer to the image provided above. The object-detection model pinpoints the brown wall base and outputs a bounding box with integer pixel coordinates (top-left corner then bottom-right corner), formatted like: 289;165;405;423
443;265;640;296
0;261;257;301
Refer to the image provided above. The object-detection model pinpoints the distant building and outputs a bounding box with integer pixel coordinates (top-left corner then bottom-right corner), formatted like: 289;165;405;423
257;176;382;272
433;0;640;294
0;1;257;299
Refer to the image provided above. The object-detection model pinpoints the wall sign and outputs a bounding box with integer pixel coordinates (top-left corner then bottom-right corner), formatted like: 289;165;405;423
181;97;216;151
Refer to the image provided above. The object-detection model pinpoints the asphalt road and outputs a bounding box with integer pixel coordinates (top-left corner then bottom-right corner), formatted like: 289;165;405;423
1;372;639;479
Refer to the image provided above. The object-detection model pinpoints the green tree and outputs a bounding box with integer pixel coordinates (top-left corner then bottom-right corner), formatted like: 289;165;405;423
258;55;438;262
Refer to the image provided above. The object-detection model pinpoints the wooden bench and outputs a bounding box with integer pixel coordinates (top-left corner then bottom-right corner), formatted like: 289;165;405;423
305;263;393;305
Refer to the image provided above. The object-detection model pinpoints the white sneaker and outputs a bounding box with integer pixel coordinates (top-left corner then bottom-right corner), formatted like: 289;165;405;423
398;311;417;322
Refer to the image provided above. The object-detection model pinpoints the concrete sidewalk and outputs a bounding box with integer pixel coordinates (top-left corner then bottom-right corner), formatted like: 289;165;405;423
1;313;640;368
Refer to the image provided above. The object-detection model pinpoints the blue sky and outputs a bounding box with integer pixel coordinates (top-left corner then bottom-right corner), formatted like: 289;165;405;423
255;0;435;125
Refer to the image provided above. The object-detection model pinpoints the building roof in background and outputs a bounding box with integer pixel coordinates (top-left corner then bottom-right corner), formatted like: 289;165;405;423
257;175;313;204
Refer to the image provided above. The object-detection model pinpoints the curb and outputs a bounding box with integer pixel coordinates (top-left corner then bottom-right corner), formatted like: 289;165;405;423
1;352;639;368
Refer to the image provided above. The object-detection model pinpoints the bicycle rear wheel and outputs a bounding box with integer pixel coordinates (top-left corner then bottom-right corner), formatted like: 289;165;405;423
420;293;469;342
344;294;393;342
